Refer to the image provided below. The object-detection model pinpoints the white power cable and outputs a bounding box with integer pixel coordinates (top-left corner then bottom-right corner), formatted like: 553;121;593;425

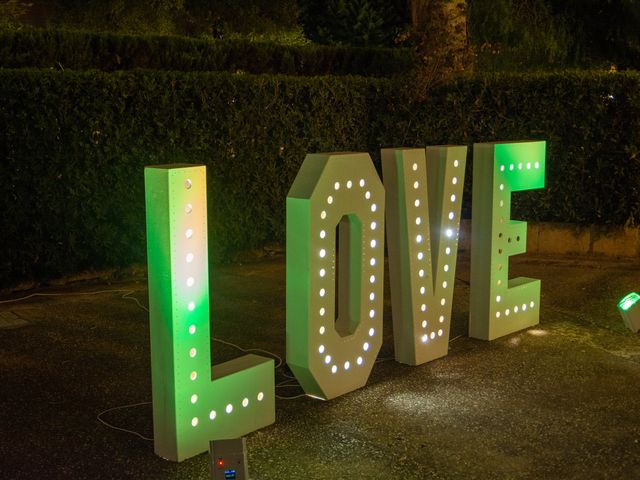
96;402;153;441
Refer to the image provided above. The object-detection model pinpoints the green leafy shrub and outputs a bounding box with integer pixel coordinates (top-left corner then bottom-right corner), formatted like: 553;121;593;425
468;0;575;71
1;69;640;286
298;0;409;47
0;29;417;76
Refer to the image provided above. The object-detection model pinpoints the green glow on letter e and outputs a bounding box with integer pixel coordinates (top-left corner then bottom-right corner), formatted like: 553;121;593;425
469;142;546;340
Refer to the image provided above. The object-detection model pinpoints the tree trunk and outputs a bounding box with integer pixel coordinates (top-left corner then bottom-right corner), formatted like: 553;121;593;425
409;0;472;84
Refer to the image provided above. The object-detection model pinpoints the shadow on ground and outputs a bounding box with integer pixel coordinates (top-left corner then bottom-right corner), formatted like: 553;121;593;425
0;254;639;479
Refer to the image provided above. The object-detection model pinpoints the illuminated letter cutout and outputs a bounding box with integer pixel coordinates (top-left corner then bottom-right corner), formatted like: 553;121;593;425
145;165;275;462
382;147;467;365
469;141;546;340
287;153;385;400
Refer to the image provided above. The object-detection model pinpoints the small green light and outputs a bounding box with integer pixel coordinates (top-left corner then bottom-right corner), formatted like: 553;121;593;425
618;292;640;311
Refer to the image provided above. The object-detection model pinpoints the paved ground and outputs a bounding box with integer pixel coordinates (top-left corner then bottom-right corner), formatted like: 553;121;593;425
0;253;639;479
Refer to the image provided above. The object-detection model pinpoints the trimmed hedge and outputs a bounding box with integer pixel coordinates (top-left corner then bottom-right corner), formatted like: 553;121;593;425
1;69;640;286
0;29;417;77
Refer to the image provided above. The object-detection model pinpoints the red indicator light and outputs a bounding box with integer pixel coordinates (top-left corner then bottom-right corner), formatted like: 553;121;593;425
216;458;225;468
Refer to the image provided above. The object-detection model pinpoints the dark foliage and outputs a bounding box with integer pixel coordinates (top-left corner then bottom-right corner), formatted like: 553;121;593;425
546;0;640;68
298;0;409;47
0;29;417;76
2;69;639;286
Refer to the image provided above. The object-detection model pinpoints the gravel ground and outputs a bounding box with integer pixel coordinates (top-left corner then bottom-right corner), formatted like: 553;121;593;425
0;254;639;479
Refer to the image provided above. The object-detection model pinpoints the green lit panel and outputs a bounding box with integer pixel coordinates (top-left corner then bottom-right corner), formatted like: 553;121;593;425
619;292;640;312
145;165;275;462
287;153;385;400
469;141;546;340
617;292;640;332
382;147;467;365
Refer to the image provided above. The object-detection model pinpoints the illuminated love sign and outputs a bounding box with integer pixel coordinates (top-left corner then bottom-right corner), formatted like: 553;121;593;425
144;140;546;461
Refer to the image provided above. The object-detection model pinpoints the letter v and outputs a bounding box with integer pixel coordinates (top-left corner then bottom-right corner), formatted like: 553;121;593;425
382;146;467;365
